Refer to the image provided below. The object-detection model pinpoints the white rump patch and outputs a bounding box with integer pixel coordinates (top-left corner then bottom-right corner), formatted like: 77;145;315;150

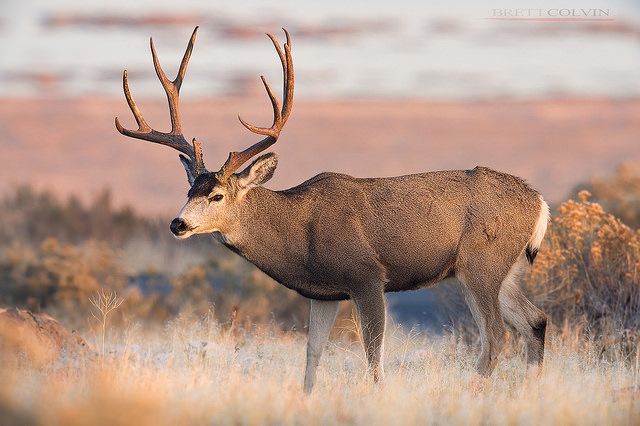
529;195;550;251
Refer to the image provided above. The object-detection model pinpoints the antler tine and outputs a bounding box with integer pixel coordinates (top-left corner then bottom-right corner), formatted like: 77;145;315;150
115;70;151;133
150;27;196;134
281;37;294;123
238;75;281;136
266;31;287;78
219;29;294;180
115;69;194;159
115;27;206;182
273;28;293;122
192;138;204;174
149;37;172;89
175;26;198;89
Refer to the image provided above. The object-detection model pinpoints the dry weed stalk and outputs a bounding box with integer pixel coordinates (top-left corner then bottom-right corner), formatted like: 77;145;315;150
89;289;124;357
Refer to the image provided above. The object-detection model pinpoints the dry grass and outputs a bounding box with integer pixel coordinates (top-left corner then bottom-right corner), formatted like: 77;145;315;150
0;314;639;426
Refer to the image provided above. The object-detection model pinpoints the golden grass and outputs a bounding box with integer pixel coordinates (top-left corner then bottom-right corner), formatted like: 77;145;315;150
1;315;638;426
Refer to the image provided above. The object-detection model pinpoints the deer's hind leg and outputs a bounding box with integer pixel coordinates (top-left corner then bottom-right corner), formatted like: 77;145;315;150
499;256;547;366
455;216;537;377
456;272;506;377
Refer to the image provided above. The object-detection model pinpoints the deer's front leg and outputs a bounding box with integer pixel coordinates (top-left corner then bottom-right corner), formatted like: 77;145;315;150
354;290;386;383
304;299;340;393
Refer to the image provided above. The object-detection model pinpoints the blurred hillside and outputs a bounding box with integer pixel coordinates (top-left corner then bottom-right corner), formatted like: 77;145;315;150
1;98;638;216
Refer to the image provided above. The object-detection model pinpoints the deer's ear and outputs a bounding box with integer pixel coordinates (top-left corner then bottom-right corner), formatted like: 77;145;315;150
179;154;197;186
236;153;278;190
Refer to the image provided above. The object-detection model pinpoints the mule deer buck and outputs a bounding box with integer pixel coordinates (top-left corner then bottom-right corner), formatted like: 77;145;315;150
115;27;549;392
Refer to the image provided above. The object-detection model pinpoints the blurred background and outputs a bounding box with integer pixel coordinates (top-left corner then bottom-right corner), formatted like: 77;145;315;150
1;0;639;330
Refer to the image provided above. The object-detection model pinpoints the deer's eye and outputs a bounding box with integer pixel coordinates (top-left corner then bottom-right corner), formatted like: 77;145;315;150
209;194;224;202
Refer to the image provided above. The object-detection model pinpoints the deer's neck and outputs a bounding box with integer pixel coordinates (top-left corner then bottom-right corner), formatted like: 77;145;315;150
218;186;305;280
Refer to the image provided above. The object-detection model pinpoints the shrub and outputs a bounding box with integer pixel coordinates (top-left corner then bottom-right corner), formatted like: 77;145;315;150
168;257;308;329
0;239;126;322
524;191;640;337
0;237;308;328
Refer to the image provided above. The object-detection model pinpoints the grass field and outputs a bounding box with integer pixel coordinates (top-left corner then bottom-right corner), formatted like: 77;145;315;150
1;313;639;426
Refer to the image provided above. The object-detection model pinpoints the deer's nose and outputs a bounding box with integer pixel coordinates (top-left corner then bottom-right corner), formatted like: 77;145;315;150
170;218;189;236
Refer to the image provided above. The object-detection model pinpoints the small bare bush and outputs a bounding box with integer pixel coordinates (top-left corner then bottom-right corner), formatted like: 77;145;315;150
90;289;124;357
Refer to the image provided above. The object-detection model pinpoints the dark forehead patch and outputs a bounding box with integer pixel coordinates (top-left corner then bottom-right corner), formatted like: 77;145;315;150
188;173;222;198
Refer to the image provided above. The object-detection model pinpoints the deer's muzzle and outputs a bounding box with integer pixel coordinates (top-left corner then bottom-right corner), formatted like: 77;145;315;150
170;218;190;237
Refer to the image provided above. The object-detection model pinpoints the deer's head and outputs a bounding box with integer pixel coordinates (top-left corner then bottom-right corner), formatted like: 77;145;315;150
115;27;294;239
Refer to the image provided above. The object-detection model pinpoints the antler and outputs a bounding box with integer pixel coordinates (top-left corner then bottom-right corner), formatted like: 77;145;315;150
115;26;206;184
217;29;294;180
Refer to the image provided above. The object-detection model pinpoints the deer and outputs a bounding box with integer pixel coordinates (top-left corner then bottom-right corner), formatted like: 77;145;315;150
115;27;550;393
